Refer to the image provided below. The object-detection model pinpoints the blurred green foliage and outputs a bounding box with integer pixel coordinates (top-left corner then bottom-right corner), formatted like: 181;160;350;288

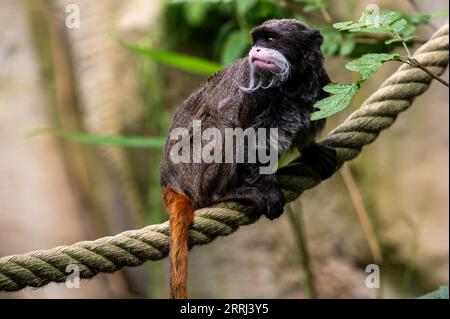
161;1;447;119
49;0;447;145
32;129;166;148
418;286;449;299
164;0;289;63
164;0;447;61
126;44;221;76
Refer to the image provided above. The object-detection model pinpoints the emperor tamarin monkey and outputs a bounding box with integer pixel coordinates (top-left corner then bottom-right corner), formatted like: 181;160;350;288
160;19;336;298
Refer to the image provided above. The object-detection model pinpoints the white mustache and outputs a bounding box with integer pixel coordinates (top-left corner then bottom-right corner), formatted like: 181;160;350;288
238;48;291;93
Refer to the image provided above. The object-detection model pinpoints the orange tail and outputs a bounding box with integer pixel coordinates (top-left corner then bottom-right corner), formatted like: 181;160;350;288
163;187;194;299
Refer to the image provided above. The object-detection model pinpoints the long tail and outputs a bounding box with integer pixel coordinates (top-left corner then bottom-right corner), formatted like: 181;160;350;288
163;187;195;299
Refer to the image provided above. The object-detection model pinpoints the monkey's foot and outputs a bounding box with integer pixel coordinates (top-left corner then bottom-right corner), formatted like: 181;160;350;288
261;185;285;220
301;143;337;180
217;185;285;220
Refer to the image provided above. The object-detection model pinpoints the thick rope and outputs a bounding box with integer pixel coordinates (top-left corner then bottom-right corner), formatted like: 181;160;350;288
0;24;448;292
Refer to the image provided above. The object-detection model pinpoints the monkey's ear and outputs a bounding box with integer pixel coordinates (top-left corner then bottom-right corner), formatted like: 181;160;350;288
305;29;323;46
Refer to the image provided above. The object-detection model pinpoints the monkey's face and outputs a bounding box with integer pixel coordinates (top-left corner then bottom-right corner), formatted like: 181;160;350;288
239;19;323;92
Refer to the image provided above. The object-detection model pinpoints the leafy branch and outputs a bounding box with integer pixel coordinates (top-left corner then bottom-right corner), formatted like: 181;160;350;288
311;53;399;120
399;56;449;87
312;9;448;120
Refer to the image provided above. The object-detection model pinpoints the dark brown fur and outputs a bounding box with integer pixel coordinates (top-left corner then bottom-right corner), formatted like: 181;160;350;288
160;19;336;298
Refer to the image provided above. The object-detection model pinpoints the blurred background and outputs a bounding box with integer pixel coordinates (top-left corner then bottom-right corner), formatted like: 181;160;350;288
0;0;448;298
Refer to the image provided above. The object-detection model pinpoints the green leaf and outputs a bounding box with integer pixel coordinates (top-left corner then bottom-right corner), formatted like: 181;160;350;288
321;27;342;56
213;21;236;58
385;35;413;45
334;21;390;33
311;83;360;120
125;44;221;76
334;10;410;35
31;129;166;148
303;3;318;12
391;18;407;33
221;29;251;65
294;14;311;27
399;23;416;37
418;286;449;299
184;1;210;26
339;34;356;56
170;0;233;4
378;11;403;26
236;0;257;15
321;27;356;57
345;53;400;80
333;21;356;29
358;7;379;24
348;25;391;33
295;0;329;13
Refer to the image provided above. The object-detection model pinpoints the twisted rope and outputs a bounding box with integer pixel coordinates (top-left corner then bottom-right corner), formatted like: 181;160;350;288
0;24;448;292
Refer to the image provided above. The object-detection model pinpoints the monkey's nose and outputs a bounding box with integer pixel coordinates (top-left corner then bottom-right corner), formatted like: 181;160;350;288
256;48;261;52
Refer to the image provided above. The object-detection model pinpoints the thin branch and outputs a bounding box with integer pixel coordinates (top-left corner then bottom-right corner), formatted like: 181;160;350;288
391;31;448;87
401;41;413;57
286;203;317;299
399;56;449;87
317;4;332;23
401;214;421;293
340;164;383;264
394;32;413;57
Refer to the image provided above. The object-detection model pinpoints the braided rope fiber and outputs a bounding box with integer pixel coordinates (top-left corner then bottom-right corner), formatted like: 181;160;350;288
0;24;448;292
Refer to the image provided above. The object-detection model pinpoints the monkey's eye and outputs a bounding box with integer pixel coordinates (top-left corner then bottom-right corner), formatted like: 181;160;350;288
267;37;274;42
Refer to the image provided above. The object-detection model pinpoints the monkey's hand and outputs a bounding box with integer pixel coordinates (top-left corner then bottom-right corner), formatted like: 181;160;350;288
217;182;285;220
261;183;285;220
241;167;286;219
301;143;337;180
